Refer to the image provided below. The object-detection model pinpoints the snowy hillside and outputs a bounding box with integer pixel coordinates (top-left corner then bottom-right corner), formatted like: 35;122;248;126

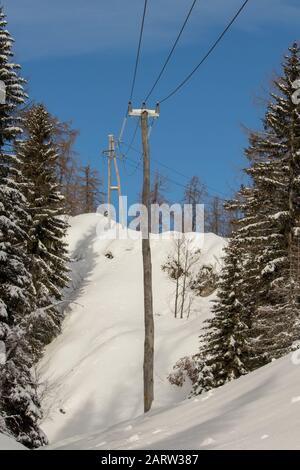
47;352;300;450
38;214;226;444
0;433;26;450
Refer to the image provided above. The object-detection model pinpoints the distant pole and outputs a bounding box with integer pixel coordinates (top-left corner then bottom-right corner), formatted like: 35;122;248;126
105;134;124;227
112;141;124;227
128;102;159;412
108;135;113;226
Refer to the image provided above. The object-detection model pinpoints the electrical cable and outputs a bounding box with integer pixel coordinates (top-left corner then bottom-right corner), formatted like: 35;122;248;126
120;138;229;198
129;0;149;103
159;0;250;104
144;0;198;102
117;0;149;149
123;154;228;200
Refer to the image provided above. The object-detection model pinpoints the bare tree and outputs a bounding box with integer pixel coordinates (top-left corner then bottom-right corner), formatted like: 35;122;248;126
50;116;80;215
206;196;231;236
178;238;201;319
162;237;201;319
137;170;169;233
78;164;104;213
150;170;168;205
183;176;207;232
162;238;184;318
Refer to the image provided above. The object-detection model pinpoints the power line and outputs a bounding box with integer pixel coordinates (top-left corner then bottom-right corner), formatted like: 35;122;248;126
159;0;250;104
144;0;198;102
123;153;228;200
117;0;148;158
129;0;149;103
120;138;228;198
121;121;140;158
116;122;231;200
126;155;228;200
122;152;143;177
118;116;128;143
121;139;188;180
124;155;185;188
118;118;156;177
116;0;243;202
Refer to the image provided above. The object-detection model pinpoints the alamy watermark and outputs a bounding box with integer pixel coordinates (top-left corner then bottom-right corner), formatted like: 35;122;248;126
95;196;204;242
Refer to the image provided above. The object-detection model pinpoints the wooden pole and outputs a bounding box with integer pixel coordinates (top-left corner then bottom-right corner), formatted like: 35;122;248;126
107;134;124;226
108;134;113;226
128;103;159;413
112;142;124;227
141;110;154;413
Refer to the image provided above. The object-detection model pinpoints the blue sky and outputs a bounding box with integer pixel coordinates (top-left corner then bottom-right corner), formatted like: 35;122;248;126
3;0;300;206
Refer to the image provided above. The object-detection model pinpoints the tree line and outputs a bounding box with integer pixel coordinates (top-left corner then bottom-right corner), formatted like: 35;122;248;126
0;7;103;447
192;43;300;395
149;170;234;236
52;117;105;215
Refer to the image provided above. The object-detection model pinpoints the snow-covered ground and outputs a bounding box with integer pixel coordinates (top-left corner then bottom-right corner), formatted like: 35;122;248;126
0;433;26;450
47;352;300;450
39;214;226;444
4;213;300;450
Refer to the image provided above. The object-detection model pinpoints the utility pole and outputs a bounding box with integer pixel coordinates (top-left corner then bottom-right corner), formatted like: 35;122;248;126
128;101;159;412
103;134;124;227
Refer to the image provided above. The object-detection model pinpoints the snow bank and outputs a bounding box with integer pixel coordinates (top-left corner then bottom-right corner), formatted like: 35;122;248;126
0;433;26;450
38;213;226;444
47;352;300;450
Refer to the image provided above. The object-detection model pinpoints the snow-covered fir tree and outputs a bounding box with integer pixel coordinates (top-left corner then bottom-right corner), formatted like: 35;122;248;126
193;43;300;394
0;8;46;447
192;237;249;395
17;104;69;359
245;42;300;362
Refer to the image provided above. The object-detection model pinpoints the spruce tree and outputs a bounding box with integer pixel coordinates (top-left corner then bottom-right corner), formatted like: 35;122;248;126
192;237;249;395
0;8;46;447
246;42;300;361
193;43;300;395
17;104;69;359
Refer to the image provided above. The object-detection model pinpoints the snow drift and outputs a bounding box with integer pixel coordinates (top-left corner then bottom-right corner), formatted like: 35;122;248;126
0;433;26;450
38;214;226;444
47;352;300;450
3;213;299;451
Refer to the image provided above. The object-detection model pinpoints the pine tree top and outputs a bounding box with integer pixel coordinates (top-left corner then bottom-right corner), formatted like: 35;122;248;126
0;6;27;146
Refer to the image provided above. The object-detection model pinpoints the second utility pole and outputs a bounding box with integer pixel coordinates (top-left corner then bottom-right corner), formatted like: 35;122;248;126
104;134;124;227
128;102;159;412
